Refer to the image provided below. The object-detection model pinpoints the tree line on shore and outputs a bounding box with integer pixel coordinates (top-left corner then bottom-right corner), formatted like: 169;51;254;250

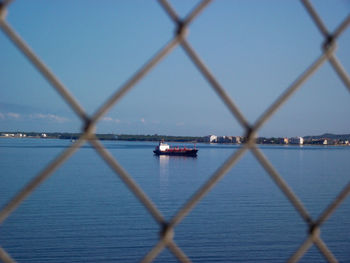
1;132;350;145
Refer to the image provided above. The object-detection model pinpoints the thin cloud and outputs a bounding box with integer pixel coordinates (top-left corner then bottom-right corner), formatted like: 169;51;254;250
30;113;69;123
7;112;20;119
0;112;21;120
0;112;69;123
102;116;121;123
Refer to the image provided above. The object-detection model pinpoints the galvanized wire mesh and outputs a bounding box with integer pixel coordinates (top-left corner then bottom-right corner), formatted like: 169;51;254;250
0;1;349;262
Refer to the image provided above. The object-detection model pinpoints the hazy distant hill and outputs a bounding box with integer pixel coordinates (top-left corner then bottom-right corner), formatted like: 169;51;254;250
303;133;350;140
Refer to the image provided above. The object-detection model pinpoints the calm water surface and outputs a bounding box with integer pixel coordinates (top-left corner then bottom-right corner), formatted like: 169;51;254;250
0;138;349;262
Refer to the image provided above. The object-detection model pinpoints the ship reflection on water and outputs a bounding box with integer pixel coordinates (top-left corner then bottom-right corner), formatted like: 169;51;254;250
156;154;197;176
158;155;170;173
156;153;198;217
155;154;197;162
156;154;198;187
158;155;170;210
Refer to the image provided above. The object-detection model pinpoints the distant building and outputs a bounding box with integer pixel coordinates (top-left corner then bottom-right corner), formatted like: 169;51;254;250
217;136;224;143
309;138;332;145
289;137;304;145
232;136;241;144
217;136;233;143
205;135;241;144
225;136;234;143
255;137;286;144
207;135;217;143
1;133;27;138
274;138;287;144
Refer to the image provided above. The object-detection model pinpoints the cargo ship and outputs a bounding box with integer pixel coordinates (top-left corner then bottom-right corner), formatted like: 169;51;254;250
153;141;198;157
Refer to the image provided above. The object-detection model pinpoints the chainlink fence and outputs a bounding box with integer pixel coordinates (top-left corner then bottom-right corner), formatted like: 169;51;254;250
0;0;350;262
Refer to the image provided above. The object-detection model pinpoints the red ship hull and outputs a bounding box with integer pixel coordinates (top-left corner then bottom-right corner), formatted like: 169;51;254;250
154;141;198;156
153;149;198;157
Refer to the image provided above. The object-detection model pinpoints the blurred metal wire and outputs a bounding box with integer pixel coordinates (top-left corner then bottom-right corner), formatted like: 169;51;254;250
0;0;349;262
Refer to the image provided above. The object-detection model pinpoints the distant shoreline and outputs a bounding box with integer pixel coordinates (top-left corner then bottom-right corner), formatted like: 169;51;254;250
1;132;349;146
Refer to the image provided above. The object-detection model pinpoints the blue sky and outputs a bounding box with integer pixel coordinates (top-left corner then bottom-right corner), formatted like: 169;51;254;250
1;0;349;137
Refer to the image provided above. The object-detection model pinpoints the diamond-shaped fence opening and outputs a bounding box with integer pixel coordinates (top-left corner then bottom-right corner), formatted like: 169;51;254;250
1;0;350;262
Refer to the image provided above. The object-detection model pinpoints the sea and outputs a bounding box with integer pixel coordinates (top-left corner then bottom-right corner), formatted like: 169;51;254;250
0;138;349;262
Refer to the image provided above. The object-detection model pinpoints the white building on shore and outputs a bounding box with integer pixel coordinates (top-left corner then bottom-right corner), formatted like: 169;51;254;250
204;135;218;143
289;136;304;145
